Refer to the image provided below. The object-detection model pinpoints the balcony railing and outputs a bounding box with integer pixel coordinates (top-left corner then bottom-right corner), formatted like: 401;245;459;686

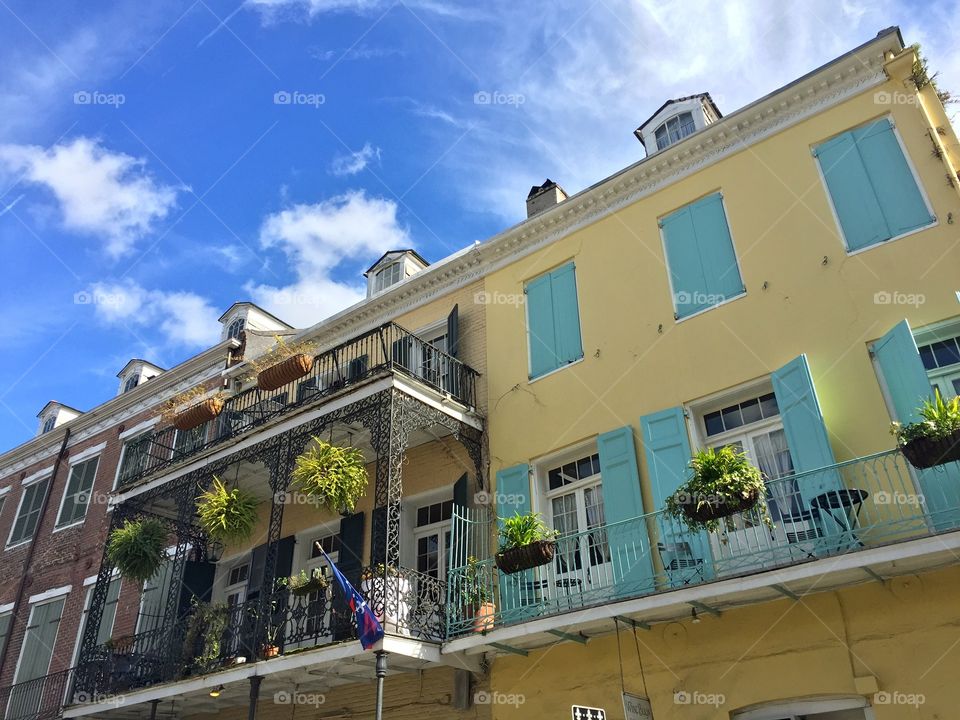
0;668;74;720
78;566;445;697
116;322;479;489
447;450;960;636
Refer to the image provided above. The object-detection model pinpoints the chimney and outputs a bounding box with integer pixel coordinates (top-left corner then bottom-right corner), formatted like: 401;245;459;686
526;179;568;218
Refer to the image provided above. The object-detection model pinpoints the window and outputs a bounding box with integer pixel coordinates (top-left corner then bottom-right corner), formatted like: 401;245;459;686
227;317;245;340
415;500;453;581
297;533;339;639
0;611;10;655
654;111;696;151
56;457;99;527
116;433;150;488
10;597;65;719
525;262;584;379
544;452;610;579
73;577;121;662
815;117;934;252
8;478;50;546
917;334;960;399
123;375;139;393
660;192;744;319
374;262;403;293
225;562;249;606
41;417;56;434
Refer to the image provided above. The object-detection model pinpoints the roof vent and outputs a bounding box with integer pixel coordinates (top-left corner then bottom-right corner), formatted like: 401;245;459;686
526;179;568;218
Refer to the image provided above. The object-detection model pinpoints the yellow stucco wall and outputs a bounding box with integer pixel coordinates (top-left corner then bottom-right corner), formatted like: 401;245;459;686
489;565;960;719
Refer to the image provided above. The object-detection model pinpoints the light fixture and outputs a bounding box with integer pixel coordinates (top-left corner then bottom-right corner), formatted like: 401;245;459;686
210;685;224;698
691;608;701;624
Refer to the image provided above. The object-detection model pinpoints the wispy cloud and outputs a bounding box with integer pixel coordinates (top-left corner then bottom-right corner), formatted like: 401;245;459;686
329;142;381;176
246;0;487;22
0;137;183;257
308;44;405;62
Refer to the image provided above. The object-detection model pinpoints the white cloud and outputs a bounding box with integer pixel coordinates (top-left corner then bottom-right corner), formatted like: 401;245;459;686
247;190;410;326
87;280;221;348
329;143;381;176
246;0;486;21
0;137;181;256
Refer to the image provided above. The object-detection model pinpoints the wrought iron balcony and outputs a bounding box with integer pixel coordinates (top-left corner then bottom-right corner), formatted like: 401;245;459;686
446;449;960;636
116;322;479;490
76;566;445;697
0;667;74;720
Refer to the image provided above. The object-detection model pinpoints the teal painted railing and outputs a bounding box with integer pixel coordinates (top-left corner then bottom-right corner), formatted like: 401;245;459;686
446;449;959;636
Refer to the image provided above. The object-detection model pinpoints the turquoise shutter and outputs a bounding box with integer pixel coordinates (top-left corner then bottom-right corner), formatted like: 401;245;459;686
873;321;960;530
597;427;655;597
815;131;888;251
525;273;558;378
771;355;844;523
661;207;709;318
495;464;538;620
855;119;933;238
550;263;584;366
640;407;712;584
689;193;743;303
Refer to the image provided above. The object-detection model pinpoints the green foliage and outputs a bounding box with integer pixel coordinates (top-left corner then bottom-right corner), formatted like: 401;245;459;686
664;446;769;533
891;389;960;446
290;437;369;514
911;43;954;105
196;476;260;544
280;568;329;594
460;556;492;608
107;517;167;584
183;598;231;668
497;512;558;552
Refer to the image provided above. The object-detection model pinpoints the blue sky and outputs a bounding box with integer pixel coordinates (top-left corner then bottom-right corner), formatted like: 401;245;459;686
0;0;957;449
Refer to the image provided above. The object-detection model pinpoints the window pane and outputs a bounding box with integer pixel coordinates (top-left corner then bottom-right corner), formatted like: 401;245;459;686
919;344;938;370
577;456;594;479
703;411;724;436
739;398;762;425
931;339;960;368
548;468;563;490
721;405;743;432
759;392;779;417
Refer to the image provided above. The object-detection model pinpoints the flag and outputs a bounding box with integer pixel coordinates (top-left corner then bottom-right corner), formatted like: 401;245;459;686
315;543;384;650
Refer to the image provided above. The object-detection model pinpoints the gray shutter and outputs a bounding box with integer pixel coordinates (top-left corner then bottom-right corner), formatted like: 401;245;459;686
97;579;122;645
446;304;460;358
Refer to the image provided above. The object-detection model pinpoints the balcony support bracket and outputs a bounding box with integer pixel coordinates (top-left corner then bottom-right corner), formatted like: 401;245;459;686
489;642;528;656
547;629;588;645
772;584;801;601
862;566;887;584
689;600;721;617
615;616;651;630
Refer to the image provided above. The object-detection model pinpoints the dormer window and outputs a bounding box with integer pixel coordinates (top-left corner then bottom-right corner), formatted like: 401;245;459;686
654;111;696;151
122;375;139;393
374;262;404;293
227;317;246;340
41;417;56;434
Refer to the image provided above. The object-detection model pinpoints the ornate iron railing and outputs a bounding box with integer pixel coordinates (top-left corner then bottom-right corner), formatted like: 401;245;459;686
77;565;446;697
0;668;74;720
447;450;960;636
116;323;479;489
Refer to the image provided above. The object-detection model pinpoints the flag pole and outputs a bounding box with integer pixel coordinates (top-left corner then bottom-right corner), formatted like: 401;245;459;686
374;650;387;720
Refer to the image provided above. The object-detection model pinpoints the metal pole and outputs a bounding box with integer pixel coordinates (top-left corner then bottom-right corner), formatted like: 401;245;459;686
374;651;388;720
149;700;160;720
248;676;262;720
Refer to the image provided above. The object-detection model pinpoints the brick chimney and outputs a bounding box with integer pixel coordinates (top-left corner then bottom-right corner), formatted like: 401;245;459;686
526;179;568;218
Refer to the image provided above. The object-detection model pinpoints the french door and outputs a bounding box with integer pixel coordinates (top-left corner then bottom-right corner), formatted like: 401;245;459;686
548;477;612;595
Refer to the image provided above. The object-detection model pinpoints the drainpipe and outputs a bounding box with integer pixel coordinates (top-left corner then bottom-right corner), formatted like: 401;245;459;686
247;676;262;720
0;427;72;683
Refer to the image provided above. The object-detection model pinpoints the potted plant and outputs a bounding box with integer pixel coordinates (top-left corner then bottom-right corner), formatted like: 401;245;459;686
360;564;411;635
891;390;960;469
664;446;771;533
283;569;329;597
290;437;368;515
107;517;167;584
251;336;317;392
495;512;559;574
196;476;261;544
183;600;231;670
161;385;226;431
461;556;495;633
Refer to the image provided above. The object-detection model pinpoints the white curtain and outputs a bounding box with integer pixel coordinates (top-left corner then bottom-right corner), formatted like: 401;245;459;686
753;429;798;519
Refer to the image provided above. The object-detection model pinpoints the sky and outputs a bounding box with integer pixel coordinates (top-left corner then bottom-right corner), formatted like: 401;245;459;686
0;0;958;450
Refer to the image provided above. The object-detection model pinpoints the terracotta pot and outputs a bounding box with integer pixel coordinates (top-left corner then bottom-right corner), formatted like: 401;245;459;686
680;486;761;525
495;540;556;574
262;645;280;658
470;601;496;633
173;397;224;431
257;354;314;391
901;429;960;469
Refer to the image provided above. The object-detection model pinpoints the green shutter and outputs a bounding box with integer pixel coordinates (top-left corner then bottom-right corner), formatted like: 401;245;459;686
549;263;584;366
597;427;655;596
10;598;64;719
525;263;584;379
58;458;99;527
97;579;122;645
639;407;712;584
10;479;50;545
495;464;538;621
662;193;743;319
873;321;960;530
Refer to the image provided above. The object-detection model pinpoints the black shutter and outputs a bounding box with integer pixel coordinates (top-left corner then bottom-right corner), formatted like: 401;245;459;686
453;472;468;509
348;355;369;381
391;338;411;370
246;535;295;601
369;507;387;570
446;304;459;358
177;561;215;618
335;512;365;640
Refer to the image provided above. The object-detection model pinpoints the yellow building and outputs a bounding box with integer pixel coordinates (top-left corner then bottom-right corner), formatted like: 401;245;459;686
443;27;960;720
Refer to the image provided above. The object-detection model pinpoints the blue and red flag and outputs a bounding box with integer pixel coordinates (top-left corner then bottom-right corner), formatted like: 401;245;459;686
316;543;384;650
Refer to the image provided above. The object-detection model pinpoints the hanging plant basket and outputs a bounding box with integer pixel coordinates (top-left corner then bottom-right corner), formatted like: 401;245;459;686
257;354;314;392
173;397;225;431
196;476;261;545
290;437;369;515
678;487;761;525
900;428;960;469
495;540;556;574
107;518;167;584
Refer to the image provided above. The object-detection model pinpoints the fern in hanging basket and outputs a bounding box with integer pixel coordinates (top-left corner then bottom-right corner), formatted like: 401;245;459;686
107;517;168;584
196;476;261;544
290;437;369;515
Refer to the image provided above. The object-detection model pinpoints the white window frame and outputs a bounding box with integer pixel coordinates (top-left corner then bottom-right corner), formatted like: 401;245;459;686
54;453;102;530
654;111;696;150
7;475;52;549
71;573;121;665
733;696;871;719
12;595;66;686
373;262;404;293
